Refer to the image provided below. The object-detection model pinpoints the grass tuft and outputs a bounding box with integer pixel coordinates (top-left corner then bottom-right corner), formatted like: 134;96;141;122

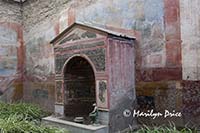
131;124;197;133
0;102;68;133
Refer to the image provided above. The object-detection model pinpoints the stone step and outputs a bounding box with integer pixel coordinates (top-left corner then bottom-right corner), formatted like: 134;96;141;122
42;116;108;133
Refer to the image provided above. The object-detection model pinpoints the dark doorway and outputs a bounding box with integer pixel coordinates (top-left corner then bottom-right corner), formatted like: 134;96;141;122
64;56;96;117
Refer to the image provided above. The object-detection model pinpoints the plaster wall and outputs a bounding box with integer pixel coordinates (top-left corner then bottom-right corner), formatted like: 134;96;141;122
22;0;165;111
180;0;200;125
0;0;23;101
180;0;200;80
0;0;199;127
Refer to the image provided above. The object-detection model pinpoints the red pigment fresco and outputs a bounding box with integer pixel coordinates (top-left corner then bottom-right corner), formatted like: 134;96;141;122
0;22;24;100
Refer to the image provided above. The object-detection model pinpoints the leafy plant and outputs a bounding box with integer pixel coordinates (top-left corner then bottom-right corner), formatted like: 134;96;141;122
0;102;48;121
131;124;196;133
0;102;68;133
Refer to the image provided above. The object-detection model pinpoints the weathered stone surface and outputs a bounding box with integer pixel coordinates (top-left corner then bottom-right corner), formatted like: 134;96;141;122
98;81;107;103
22;0;97;32
182;81;200;126
20;0;166;113
0;0;199;129
77;0;165;69
0;0;22;77
23;80;55;111
0;26;17;44
180;0;200;80
0;0;23;102
107;39;136;132
55;81;63;103
164;0;181;68
0;25;18;76
0;0;22;24
136;81;184;126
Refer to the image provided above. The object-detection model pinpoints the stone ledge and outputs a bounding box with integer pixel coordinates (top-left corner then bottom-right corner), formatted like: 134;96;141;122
42;116;108;133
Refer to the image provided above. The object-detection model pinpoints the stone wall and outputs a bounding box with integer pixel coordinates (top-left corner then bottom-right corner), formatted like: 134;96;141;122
0;0;22;24
180;0;200;126
0;0;24;102
22;0;166;111
0;0;199;128
22;0;73;110
180;0;200;80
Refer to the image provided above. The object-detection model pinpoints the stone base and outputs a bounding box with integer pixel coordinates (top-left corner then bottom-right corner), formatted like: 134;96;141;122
42;116;108;133
55;104;64;116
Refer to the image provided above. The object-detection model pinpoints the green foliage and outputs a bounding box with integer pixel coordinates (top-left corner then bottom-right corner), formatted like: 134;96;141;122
0;102;68;133
131;124;197;133
0;102;48;121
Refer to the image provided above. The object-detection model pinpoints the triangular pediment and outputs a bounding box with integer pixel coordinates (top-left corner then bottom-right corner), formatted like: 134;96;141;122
51;22;136;46
54;24;106;45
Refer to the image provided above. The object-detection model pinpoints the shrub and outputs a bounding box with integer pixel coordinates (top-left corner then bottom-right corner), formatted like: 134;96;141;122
131;124;196;133
0;102;68;133
0;102;48;121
